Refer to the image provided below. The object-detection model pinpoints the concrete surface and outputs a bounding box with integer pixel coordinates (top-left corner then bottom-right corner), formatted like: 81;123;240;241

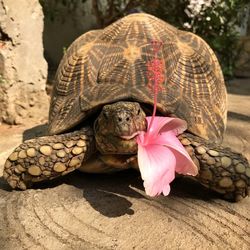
0;78;249;249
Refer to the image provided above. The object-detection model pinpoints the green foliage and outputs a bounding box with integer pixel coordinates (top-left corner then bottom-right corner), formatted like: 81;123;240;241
40;0;249;77
63;46;67;55
142;0;249;77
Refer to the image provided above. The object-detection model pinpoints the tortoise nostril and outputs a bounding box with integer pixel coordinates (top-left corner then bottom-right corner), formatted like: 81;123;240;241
117;114;131;123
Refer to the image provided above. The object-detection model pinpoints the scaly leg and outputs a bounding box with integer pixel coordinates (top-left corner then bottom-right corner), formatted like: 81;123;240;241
3;127;95;190
178;133;250;201
125;132;250;201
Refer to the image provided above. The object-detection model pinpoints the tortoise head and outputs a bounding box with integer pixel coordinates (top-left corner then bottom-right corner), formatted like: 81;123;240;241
94;101;146;154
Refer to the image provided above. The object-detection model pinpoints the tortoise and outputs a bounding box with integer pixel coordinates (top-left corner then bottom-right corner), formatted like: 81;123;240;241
3;13;249;201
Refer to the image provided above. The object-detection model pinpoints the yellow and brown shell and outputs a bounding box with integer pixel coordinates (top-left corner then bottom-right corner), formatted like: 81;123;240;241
49;13;227;143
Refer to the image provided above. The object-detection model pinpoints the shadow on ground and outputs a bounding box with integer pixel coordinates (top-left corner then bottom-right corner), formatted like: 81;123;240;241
0;167;218;219
228;111;250;122
22;123;48;141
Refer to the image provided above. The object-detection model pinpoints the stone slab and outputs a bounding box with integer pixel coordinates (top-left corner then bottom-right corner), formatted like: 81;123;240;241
0;79;249;249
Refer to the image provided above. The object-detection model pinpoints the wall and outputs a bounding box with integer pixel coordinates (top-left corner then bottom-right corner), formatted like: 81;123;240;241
42;0;98;69
0;0;49;125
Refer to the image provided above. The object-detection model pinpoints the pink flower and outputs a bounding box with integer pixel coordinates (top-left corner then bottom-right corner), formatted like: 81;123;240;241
137;40;198;197
136;116;198;197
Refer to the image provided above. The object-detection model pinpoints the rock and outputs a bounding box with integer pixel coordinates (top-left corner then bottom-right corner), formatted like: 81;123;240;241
0;0;49;125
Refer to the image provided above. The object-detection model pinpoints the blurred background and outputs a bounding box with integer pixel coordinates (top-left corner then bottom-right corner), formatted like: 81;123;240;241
40;0;250;78
0;0;250;126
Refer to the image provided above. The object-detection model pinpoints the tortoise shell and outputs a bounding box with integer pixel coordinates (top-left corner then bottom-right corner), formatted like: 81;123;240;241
49;13;227;142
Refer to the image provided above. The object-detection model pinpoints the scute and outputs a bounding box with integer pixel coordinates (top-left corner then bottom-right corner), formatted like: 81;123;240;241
49;13;227;142
49;29;102;134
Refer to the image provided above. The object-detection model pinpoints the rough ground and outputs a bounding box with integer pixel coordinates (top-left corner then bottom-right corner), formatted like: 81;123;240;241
0;79;249;250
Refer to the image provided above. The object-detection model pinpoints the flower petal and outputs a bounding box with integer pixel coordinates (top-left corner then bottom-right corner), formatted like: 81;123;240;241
137;143;176;196
156;132;198;176
146;116;187;138
141;129;198;176
137;115;198;197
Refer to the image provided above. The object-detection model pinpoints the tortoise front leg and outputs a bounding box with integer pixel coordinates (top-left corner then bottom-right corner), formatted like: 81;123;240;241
178;133;250;201
3;127;95;190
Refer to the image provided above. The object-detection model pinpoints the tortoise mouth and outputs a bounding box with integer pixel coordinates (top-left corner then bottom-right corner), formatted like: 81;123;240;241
119;131;140;140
